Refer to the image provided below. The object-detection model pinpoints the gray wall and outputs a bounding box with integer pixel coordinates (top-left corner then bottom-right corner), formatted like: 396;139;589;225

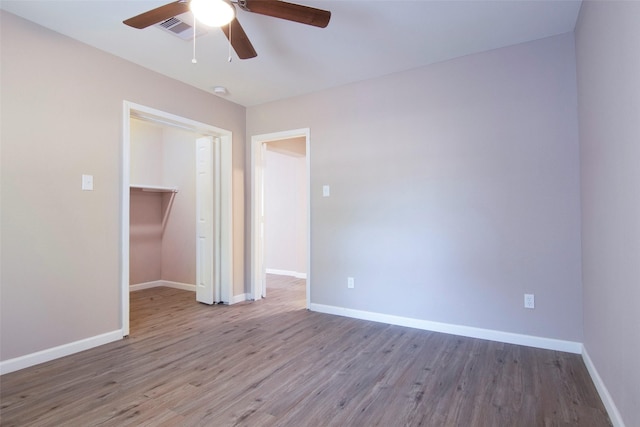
2;5;637;423
248;33;583;342
265;147;307;276
575;2;640;425
0;11;246;361
160;127;198;285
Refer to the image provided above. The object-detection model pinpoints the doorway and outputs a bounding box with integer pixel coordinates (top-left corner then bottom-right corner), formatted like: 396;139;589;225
251;129;310;307
121;102;233;337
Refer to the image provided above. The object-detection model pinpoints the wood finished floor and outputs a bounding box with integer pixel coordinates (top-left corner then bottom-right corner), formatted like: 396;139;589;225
1;275;610;426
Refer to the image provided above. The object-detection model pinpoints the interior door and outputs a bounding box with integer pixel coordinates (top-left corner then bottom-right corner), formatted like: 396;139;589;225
195;136;217;304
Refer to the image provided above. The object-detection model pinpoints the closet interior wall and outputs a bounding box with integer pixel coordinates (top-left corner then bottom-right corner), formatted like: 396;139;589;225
129;118;198;288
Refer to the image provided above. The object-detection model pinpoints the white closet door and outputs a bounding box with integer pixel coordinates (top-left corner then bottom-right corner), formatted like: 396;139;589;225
195;136;217;304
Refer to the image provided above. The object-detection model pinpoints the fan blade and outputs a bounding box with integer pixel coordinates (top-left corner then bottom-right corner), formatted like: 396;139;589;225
221;19;258;59
241;0;331;28
123;1;190;29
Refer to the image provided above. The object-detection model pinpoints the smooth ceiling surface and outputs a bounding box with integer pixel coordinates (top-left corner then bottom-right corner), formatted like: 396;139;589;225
1;0;582;106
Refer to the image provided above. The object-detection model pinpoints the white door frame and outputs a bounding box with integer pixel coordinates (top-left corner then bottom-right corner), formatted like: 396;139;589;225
251;128;311;308
121;101;233;336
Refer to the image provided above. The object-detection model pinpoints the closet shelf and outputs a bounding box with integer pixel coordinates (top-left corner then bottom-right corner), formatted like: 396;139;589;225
130;184;178;193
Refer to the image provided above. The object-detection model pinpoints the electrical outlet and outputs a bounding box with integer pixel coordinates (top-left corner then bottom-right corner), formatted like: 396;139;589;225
524;294;535;309
347;277;355;289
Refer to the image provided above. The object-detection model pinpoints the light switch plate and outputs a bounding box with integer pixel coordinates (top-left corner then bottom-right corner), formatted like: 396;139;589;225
82;174;94;191
322;185;330;197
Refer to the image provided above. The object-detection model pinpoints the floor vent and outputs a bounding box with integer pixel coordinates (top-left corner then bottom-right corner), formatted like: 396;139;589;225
156;16;207;40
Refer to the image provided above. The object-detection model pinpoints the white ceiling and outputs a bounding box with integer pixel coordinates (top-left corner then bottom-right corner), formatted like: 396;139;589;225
1;0;582;107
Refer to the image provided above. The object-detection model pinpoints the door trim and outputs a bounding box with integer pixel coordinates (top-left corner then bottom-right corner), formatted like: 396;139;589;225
250;128;311;308
121;101;233;336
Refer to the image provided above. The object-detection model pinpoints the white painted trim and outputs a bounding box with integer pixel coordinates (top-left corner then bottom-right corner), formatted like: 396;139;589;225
129;280;196;292
129;280;164;291
309;303;582;354
266;269;307;279
162;280;197;292
229;293;250;304
582;347;625;427
305;134;311;310
122;101;233;336
251;128;311;308
250;138;265;301
121;104;131;336
0;330;122;375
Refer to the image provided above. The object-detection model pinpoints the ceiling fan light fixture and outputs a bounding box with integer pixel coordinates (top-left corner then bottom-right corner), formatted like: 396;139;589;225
190;0;235;27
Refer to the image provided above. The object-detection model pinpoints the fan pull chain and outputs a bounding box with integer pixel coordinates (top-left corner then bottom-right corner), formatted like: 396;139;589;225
192;17;198;64
228;22;232;62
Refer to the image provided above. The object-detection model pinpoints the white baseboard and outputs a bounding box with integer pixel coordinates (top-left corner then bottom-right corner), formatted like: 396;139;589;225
0;330;122;375
266;269;307;279
309;303;582;354
130;280;195;292
582;347;625;427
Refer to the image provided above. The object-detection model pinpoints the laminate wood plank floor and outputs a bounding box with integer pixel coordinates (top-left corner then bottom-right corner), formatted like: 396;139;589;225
1;275;611;426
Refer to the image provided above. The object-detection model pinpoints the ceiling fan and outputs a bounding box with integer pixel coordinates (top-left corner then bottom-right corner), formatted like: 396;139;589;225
123;0;331;60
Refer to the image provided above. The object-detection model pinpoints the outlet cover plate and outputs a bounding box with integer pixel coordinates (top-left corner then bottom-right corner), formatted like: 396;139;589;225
524;293;535;309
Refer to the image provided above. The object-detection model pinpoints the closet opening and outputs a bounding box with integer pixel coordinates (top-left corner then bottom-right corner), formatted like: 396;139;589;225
121;102;233;337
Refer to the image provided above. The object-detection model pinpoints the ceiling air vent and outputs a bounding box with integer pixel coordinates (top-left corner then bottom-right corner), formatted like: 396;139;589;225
156;16;207;41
